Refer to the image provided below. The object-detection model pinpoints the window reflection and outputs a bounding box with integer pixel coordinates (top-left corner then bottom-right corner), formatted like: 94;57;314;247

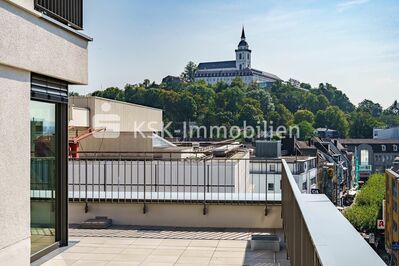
30;101;57;254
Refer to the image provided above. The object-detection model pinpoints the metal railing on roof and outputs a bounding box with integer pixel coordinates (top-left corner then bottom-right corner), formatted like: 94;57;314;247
66;152;287;211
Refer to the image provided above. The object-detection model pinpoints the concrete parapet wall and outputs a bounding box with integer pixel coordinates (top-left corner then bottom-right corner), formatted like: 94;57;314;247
69;202;282;229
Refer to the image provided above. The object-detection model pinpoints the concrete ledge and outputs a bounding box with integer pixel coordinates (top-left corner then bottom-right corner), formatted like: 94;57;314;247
69;202;282;229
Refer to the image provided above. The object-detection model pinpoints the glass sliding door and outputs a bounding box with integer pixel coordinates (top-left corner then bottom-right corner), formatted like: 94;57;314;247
30;74;69;261
30;100;57;254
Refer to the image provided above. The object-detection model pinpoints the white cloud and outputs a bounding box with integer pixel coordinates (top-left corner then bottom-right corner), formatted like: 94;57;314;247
337;0;370;12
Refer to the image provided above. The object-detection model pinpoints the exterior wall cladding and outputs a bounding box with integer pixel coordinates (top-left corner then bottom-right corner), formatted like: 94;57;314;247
0;0;89;264
385;169;399;265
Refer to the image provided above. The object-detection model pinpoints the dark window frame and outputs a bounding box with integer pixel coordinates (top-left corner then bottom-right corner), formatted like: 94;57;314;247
30;74;69;262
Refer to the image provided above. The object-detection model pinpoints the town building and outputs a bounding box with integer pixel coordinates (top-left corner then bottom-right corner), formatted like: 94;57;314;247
374;127;399;140
161;75;182;85
340;139;399;180
194;27;281;86
316;128;340;139
69;96;163;156
385;166;399;265
0;0;90;263
253;140;318;195
291;137;355;205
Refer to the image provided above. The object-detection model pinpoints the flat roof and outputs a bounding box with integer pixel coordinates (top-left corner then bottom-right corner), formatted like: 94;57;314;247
338;138;399;145
70;96;163;112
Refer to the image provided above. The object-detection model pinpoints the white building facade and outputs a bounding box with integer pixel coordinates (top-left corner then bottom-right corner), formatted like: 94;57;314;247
194;28;281;86
0;0;90;264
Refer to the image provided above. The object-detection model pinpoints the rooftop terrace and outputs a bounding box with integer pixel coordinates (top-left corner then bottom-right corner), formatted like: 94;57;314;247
33;226;290;266
31;156;385;265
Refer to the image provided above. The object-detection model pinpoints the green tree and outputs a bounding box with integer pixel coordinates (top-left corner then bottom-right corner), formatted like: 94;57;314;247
303;93;329;113
314;83;355;113
144;88;163;108
379;114;399;128
246;89;275;117
215;111;235;128
180;61;198;83
300;83;312;90
357;99;383;117
216;86;245;115
315;106;349;137
142;79;151;89
176;93;197;121
279;90;305;113
269;104;294;128
160;90;180;122
124;85;146;105
230;77;246;89
349;111;384;138
344;174;385;232
186;83;216;120
213;81;229;93
297;121;315;140
294;109;315;125
238;104;264;127
92;87;124;101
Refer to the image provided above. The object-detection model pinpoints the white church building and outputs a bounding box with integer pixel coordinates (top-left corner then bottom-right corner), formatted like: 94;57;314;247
194;28;281;86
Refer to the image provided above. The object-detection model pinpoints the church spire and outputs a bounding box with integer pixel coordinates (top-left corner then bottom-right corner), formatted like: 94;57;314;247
241;26;246;40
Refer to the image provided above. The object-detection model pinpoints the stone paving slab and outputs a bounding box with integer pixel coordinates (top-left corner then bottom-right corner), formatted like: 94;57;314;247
33;226;289;266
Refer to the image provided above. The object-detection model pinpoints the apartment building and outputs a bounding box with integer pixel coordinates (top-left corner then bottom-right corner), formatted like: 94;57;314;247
69;96;163;156
0;0;90;263
374;127;399;140
385;166;399;265
340;139;399;179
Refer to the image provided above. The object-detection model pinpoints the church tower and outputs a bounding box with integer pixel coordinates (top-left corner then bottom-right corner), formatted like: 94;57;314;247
235;27;251;70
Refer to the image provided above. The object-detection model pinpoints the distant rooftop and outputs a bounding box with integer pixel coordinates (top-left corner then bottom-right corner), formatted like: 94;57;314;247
339;138;399;145
198;60;236;70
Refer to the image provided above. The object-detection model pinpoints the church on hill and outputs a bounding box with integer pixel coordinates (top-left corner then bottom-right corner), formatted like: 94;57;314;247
194;27;281;86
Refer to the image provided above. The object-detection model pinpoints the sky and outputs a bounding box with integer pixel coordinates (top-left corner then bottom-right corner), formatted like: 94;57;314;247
70;0;399;108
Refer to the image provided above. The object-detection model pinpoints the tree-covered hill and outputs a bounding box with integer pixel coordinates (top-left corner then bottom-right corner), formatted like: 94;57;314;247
85;63;399;140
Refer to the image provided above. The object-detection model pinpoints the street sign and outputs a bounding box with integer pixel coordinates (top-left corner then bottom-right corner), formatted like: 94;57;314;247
377;219;385;230
392;242;399;251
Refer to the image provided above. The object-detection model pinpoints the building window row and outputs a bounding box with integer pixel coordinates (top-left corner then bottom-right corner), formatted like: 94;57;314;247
380;144;399;152
196;72;252;78
375;154;398;163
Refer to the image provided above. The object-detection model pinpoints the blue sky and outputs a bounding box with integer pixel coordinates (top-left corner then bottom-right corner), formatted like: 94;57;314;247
71;0;399;108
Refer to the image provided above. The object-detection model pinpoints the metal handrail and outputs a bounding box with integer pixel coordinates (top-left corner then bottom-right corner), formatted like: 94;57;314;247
281;159;385;266
66;153;299;210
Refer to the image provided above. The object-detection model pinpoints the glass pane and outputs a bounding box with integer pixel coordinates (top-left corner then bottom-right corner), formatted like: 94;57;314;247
360;149;369;165
30;101;56;254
